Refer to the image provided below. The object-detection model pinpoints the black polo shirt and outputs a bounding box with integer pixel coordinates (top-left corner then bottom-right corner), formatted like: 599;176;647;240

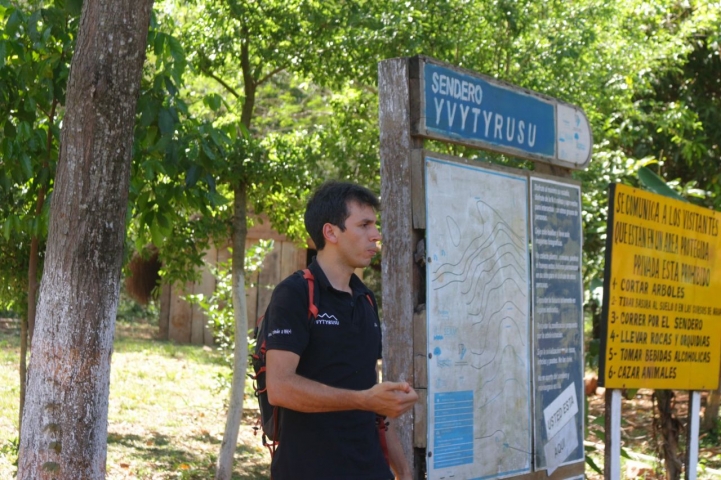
265;259;392;480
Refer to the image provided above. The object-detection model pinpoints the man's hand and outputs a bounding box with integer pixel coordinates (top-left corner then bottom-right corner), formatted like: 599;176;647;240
365;381;418;418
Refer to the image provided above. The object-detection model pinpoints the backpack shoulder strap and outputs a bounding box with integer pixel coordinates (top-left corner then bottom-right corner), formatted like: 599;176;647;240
301;268;319;319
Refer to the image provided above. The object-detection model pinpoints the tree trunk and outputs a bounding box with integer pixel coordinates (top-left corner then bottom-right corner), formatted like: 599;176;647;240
215;33;257;478
215;182;249;480
654;389;683;480
701;366;721;432
19;233;40;434
21;93;58;433
17;0;153;478
20;185;46;433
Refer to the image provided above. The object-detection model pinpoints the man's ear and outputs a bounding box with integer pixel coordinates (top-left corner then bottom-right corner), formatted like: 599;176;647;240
322;223;339;245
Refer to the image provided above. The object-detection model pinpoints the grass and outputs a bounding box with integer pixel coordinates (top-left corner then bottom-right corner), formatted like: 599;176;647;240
0;316;270;479
0;318;21;476
4;304;721;479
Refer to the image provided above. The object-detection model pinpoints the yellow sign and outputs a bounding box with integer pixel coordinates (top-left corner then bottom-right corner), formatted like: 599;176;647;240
601;184;721;389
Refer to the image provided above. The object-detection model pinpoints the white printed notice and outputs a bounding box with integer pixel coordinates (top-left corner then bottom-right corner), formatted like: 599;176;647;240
426;156;532;480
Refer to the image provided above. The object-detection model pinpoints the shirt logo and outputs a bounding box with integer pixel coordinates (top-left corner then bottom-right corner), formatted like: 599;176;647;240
269;328;292;337
315;313;340;326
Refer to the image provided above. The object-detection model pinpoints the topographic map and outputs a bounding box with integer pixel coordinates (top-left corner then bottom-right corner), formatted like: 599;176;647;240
426;156;532;480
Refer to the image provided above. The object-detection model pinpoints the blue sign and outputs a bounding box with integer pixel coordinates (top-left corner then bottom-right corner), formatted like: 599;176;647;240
433;391;474;469
419;59;592;169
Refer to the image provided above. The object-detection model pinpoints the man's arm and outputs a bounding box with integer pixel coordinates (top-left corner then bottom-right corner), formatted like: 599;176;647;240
265;349;418;418
385;422;412;480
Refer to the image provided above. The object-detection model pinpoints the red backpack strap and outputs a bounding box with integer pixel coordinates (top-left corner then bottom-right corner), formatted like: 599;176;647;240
376;415;389;464
302;269;319;318
365;293;374;307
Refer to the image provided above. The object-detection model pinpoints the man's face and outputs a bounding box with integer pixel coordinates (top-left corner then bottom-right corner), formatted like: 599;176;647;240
333;201;380;269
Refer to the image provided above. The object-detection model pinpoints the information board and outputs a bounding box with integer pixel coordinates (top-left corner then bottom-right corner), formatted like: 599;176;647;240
600;184;721;389
426;156;532;480
530;178;584;472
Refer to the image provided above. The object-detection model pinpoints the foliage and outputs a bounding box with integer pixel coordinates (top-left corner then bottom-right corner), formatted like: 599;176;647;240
0;0;78;315
116;288;159;325
185;240;273;368
129;14;236;286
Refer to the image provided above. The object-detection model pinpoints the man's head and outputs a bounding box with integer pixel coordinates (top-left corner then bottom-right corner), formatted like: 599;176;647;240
305;181;380;251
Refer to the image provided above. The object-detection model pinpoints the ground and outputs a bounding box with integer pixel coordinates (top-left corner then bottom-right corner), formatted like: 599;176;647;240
585;385;721;479
0;316;271;479
2;314;721;479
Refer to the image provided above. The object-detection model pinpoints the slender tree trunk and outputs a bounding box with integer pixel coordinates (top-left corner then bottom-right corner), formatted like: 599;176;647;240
215;34;257;478
215;182;249;480
17;1;152;478
701;365;721;432
654;389;683;480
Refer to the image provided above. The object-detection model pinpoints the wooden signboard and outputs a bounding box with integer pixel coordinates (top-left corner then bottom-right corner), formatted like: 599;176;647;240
380;54;589;480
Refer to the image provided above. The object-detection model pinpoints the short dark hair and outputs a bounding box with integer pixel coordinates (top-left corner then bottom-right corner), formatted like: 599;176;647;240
304;181;380;250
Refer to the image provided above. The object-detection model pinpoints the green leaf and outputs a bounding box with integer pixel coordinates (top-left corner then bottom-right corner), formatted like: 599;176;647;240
65;0;83;17
138;97;157;128
149;219;164;247
158;109;174;136
153;31;165;57
207;190;229;207
167;36;184;63
20;153;32;179
185;165;201;187
637;167;687;203
585;455;603;475
141;126;158;149
156;211;170;231
5;10;22;36
620;446;631;459
3;119;15;138
204;93;222;112
135;190;150;211
27;10;41;42
209;126;225;149
201;141;217;160
0;41;6;68
3;218;11;240
164;76;177;97
18;122;31;140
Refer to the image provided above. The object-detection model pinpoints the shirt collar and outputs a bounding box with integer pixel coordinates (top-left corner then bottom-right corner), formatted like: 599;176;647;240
308;257;370;298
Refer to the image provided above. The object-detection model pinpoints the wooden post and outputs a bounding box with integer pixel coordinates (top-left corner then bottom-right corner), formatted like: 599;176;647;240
379;55;589;480
379;57;424;477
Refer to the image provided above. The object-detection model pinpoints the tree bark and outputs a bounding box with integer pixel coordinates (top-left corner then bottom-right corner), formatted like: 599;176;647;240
19;232;40;434
20;172;47;435
17;0;153;478
654;389;683;480
215;182;249;480
701;366;721;432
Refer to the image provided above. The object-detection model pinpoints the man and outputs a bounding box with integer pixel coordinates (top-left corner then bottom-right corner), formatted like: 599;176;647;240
265;181;418;479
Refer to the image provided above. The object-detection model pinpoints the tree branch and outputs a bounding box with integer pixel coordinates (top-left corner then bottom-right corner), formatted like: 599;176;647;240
256;65;287;87
203;69;242;100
